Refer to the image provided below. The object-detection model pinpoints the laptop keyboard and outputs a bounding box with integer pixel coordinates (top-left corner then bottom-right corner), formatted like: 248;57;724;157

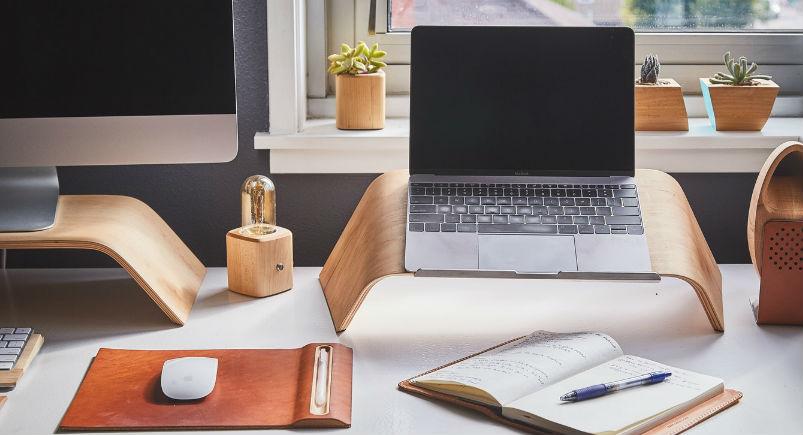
0;328;32;370
408;182;643;235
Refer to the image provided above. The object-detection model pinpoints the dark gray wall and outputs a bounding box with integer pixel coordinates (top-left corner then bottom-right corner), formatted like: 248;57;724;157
672;173;757;263
6;0;759;267
8;0;271;268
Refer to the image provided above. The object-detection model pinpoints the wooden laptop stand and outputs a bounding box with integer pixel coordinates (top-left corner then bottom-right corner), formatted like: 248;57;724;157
320;169;724;332
0;195;205;325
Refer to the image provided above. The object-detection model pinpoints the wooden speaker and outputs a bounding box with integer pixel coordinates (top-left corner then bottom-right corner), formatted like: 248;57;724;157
755;221;803;324
748;141;803;325
226;225;293;297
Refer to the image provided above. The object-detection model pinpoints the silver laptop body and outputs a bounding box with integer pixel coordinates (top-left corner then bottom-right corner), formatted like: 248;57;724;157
403;26;654;278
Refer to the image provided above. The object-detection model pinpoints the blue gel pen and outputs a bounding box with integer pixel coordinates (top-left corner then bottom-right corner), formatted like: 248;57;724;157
559;371;672;402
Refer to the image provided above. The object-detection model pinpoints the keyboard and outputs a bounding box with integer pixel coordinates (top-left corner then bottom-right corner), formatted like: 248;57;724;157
0;328;32;370
407;182;643;235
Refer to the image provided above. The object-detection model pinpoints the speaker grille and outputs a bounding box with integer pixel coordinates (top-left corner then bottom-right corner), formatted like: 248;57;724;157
767;226;803;271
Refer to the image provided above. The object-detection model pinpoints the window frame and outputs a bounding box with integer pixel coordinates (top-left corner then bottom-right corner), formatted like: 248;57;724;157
270;0;803;135
262;0;803;174
319;0;803;97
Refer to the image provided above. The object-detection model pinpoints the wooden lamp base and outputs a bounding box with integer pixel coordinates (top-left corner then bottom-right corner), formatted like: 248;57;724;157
226;226;293;297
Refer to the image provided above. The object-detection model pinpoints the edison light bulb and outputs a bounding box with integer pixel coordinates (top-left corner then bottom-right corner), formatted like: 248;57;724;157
240;175;276;236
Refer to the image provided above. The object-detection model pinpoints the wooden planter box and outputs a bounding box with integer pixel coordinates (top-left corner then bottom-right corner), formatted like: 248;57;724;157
700;78;779;131
635;78;688;131
335;71;385;130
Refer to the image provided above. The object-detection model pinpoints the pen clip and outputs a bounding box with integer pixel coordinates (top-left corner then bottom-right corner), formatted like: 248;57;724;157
309;345;333;415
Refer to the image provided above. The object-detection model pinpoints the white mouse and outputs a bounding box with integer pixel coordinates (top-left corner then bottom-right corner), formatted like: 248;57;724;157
160;357;218;400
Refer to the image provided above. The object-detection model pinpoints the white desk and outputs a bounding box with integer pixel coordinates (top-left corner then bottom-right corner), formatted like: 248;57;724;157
0;266;800;434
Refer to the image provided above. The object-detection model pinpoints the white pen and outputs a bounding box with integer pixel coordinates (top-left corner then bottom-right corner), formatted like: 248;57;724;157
314;347;330;408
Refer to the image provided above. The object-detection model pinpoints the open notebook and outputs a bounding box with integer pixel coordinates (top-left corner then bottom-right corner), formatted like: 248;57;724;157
402;331;738;435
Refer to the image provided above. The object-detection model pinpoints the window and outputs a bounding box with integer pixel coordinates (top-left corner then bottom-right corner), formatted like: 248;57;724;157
386;0;803;31
263;0;803;174
318;0;803;104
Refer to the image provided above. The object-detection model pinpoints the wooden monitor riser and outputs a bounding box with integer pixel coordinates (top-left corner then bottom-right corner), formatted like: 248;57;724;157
320;169;724;333
0;196;205;325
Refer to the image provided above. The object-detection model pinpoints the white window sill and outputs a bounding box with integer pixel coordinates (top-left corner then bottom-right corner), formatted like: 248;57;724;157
255;117;803;174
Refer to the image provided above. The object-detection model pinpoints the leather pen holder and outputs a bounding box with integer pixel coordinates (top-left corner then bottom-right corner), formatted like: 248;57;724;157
226;225;293;297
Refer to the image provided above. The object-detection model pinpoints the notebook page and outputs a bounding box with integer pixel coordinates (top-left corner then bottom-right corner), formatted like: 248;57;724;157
413;331;623;406
505;355;724;435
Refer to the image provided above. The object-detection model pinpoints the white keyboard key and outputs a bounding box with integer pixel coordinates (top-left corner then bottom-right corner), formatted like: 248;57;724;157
14;328;31;334
2;334;28;341
0;348;21;355
0;355;17;362
0;362;13;370
7;341;25;348
0;341;6;348
0;328;13;334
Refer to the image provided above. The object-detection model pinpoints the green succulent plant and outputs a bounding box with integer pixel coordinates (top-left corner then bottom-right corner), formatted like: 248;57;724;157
327;41;387;75
639;54;660;84
710;52;772;86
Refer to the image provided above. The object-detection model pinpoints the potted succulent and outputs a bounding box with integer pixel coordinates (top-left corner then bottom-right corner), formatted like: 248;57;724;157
700;52;779;131
635;54;688;131
328;41;387;130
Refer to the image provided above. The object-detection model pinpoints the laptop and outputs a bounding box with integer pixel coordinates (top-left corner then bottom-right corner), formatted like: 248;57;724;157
404;26;654;278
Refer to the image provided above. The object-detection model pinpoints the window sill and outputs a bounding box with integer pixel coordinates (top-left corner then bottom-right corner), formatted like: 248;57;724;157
254;117;803;174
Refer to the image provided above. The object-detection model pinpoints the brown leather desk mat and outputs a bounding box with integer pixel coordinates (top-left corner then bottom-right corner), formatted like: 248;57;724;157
60;344;352;431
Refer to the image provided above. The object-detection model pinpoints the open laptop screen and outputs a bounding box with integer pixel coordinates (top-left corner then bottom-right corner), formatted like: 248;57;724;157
410;26;634;177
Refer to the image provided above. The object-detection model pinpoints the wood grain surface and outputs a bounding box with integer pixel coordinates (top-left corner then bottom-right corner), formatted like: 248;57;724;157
59;344;353;430
701;78;778;131
0;196;206;325
748;141;803;275
226;226;294;297
754;221;803;324
320;170;724;332
335;72;385;130
0;334;44;388
635;78;689;131
638;170;724;331
747;141;803;325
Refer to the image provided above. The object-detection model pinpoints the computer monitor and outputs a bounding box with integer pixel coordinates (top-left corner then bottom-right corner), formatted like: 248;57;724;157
0;0;238;231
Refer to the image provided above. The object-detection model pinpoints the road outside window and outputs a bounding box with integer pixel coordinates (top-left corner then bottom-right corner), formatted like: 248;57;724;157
389;0;802;31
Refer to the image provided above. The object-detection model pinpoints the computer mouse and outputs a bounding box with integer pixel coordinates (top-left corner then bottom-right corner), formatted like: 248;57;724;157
160;357;218;400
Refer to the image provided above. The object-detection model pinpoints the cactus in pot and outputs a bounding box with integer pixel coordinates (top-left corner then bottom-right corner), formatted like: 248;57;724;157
709;52;772;86
328;42;386;75
635;54;688;131
638;54;661;84
700;51;779;131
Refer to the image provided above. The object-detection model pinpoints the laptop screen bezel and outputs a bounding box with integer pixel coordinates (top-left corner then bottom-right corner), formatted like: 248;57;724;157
408;26;635;178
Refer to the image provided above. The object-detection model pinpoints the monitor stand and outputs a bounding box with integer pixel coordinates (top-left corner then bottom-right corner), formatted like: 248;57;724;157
0;167;59;232
0;192;205;325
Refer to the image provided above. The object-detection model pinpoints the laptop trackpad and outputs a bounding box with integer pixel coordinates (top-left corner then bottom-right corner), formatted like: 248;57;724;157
478;235;578;273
